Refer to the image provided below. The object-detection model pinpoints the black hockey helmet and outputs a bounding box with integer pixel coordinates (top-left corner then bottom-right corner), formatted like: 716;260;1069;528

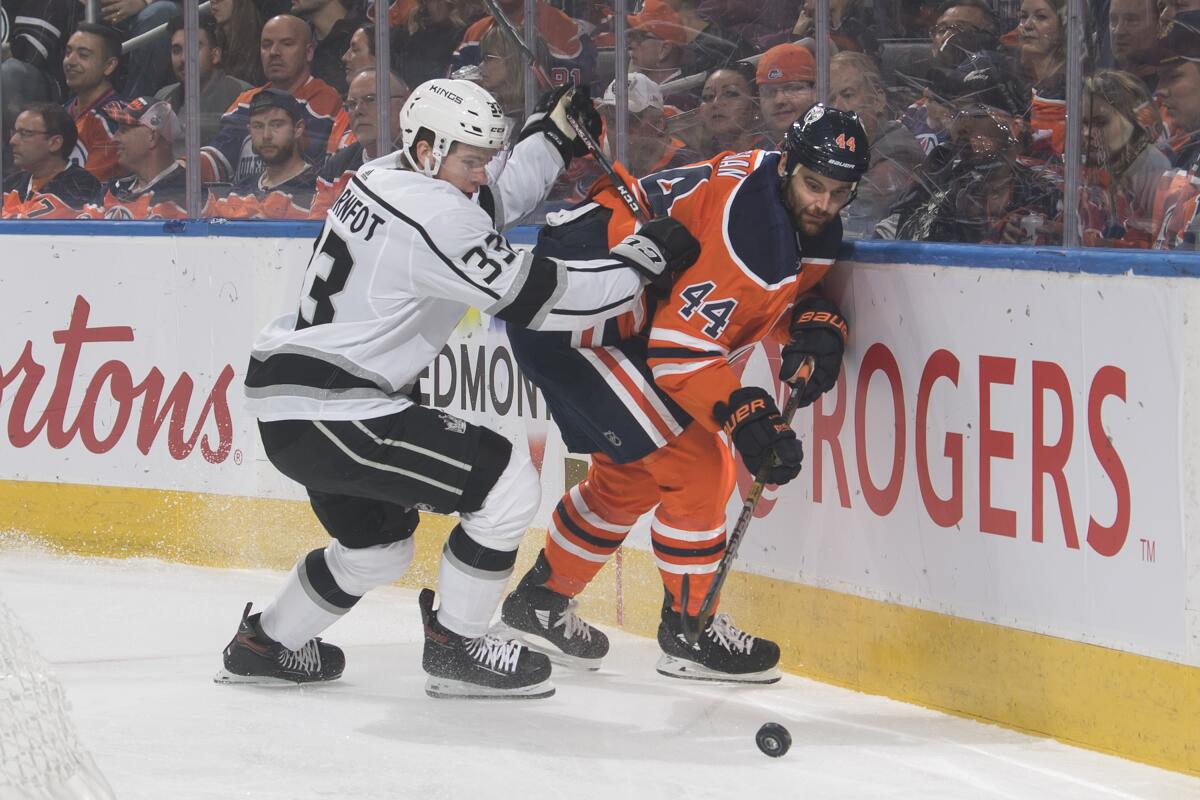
781;104;871;186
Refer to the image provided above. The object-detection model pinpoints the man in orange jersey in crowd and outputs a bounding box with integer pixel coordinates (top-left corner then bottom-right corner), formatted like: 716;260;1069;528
503;105;869;682
62;23;123;183
201;15;342;184
3;102;101;218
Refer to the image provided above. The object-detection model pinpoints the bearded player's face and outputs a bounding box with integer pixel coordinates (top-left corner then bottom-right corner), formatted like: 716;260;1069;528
780;164;854;236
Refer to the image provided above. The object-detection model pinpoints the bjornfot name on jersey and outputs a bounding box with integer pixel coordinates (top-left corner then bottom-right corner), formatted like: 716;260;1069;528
330;186;386;241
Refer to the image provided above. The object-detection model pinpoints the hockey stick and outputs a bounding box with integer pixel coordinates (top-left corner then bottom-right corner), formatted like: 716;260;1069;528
479;0;651;222
679;356;816;646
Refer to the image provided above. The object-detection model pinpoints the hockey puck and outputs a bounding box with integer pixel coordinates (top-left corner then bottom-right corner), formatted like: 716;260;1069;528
756;722;791;757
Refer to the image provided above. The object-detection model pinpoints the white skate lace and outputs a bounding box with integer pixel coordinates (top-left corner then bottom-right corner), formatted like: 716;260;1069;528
465;634;522;673
278;639;322;675
707;614;755;655
553;599;593;642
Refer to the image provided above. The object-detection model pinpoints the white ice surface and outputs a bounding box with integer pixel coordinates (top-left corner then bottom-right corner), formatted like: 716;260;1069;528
2;546;1198;800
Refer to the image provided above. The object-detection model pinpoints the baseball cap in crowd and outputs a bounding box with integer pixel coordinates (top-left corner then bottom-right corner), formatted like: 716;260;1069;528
628;0;688;46
601;73;665;113
1155;10;1200;64
756;43;815;86
248;88;305;122
929;51;1027;117
104;96;180;138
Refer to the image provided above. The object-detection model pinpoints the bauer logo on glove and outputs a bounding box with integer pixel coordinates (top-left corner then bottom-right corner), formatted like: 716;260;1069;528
779;295;849;408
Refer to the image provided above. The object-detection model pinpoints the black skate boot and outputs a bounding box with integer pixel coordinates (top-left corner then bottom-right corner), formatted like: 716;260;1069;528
500;550;609;670
419;588;555;699
656;591;781;684
215;602;345;685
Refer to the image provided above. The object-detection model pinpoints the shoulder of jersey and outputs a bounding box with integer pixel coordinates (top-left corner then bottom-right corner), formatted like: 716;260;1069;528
719;151;804;286
352;167;490;230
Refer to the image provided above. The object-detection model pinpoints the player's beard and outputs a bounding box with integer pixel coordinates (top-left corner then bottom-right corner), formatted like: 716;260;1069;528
781;178;836;237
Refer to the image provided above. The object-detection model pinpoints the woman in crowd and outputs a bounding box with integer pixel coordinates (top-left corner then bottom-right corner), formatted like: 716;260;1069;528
694;64;773;157
210;0;266;86
342;23;376;88
1079;70;1171;247
1016;0;1067;157
473;25;548;124
392;0;472;89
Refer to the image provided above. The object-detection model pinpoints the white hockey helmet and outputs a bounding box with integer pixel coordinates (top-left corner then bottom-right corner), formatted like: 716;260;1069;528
398;79;512;177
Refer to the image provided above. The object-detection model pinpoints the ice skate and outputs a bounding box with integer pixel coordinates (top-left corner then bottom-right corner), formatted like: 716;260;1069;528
656;592;781;684
500;550;609;670
215;602;345;685
420;588;555;699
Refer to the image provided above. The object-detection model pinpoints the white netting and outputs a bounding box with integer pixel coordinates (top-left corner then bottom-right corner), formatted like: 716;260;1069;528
0;596;115;800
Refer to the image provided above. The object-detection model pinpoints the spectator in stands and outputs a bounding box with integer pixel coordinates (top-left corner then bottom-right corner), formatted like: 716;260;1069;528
98;0;180;98
1146;11;1200;247
210;0;267;85
63;23;123;183
476;25;547;122
793;0;880;58
240;89;319;200
927;0;1001;69
311;68;409;216
696;64;772;156
201;15;342;183
626;0;697;108
669;0;756;76
755;43;816;145
712;0;798;51
3;102;101;218
1079;70;1169;246
906;49;1026;156
876;100;1059;243
830;51;924;236
86;96;190;218
1109;0;1161;89
155;15;252;149
292;0;362;94
452;0;588;84
341;23;375;88
1;0;73;166
1016;0;1068;157
392;0;468;88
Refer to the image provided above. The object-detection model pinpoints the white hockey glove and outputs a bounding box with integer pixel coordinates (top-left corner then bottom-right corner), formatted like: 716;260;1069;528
608;217;701;294
518;84;603;167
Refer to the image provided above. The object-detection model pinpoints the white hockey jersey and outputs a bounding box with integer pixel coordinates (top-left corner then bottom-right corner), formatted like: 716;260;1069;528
245;134;645;421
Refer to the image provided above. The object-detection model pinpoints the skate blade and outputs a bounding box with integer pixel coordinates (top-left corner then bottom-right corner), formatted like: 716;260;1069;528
654;655;781;685
213;669;306;686
497;626;603;671
424;675;556;700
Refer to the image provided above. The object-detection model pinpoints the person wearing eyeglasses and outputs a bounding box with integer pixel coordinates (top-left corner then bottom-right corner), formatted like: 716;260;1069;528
3;102;101;218
310;68;410;217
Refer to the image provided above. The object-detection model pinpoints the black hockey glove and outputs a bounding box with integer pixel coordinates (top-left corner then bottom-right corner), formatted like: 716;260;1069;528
609;217;701;294
713;386;803;486
518;84;603;167
779;296;848;408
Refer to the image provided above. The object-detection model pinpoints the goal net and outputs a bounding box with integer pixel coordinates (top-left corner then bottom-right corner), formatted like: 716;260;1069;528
0;596;115;800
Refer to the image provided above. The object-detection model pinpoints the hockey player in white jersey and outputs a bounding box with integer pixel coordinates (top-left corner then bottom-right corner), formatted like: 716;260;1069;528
215;78;701;699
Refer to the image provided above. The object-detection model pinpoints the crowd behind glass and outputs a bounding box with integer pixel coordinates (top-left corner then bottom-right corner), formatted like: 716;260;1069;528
4;0;1200;248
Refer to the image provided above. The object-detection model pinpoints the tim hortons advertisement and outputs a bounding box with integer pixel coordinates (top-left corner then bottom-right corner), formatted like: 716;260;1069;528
0;236;264;495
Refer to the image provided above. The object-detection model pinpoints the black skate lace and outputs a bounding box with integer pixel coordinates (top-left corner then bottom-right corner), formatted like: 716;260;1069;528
465;634;523;673
707;614;755;654
553;599;592;641
278;639;322;675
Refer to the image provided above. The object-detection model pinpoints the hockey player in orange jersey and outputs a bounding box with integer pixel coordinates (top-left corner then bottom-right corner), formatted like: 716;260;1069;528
503;105;869;683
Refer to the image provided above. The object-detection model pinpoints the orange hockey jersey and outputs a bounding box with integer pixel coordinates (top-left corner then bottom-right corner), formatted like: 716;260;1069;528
587;149;842;432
